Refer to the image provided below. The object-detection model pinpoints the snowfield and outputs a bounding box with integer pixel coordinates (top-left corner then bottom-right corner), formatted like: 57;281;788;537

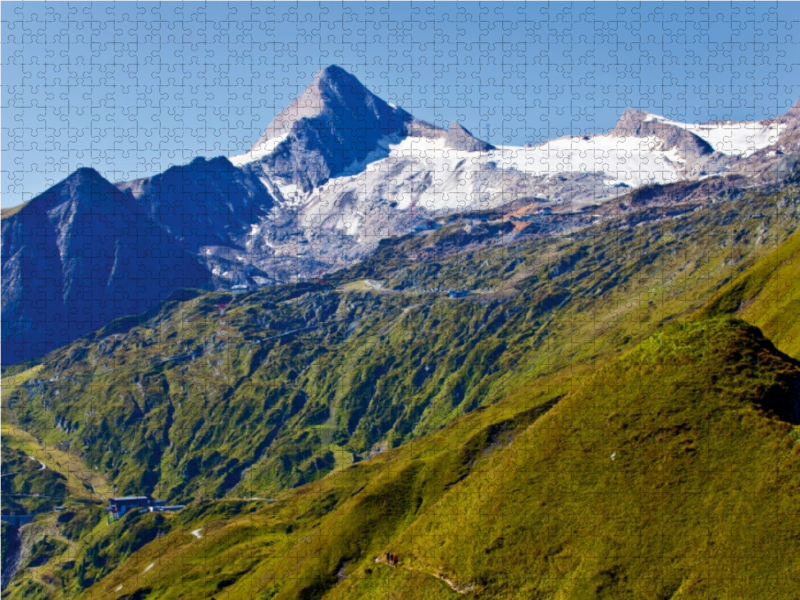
237;128;697;220
230;133;291;166
644;113;785;157
213;102;796;285
492;133;688;187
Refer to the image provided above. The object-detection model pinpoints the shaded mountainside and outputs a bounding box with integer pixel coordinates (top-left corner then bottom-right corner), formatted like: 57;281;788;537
1;522;21;591
3;159;276;365
20;317;800;600
1;168;211;365
4;181;800;509
118;156;275;255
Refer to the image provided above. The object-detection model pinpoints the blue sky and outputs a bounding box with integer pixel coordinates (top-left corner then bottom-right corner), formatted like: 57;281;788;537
2;1;799;207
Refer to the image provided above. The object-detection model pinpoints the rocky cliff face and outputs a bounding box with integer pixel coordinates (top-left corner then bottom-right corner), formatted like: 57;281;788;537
245;65;424;191
611;108;715;158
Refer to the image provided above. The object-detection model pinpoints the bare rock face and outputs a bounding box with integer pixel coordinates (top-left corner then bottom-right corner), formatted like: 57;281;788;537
445;122;495;152
770;98;800;153
251;65;423;192
611;109;714;158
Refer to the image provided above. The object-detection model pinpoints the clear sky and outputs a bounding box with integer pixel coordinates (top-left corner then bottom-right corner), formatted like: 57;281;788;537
2;1;799;207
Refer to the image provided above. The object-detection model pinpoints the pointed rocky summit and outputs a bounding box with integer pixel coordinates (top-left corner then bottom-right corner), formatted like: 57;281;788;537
612;108;713;157
246;65;445;191
445;121;495;152
252;65;410;149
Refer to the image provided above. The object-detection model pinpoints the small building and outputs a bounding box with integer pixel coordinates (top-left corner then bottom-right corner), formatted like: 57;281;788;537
107;497;184;522
108;496;152;520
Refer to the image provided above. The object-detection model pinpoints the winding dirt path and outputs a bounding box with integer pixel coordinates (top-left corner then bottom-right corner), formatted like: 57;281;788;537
374;555;476;595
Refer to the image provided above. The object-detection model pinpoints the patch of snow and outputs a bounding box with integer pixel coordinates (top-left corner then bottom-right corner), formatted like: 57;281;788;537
257;175;283;200
191;528;203;539
229;133;291;166
143;562;154;573
276;182;302;205
493;133;687;187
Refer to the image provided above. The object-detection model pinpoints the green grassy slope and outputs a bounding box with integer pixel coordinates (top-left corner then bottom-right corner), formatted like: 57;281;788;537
702;227;800;358
64;318;800;600
0;443;68;515
359;318;800;599
5;184;800;507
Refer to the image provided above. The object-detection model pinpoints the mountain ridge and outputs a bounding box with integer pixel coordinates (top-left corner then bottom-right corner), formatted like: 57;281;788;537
1;169;211;364
4;65;800;365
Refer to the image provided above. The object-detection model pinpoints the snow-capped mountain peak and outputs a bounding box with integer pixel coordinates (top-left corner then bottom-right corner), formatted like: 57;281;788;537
223;69;800;289
151;69;800;298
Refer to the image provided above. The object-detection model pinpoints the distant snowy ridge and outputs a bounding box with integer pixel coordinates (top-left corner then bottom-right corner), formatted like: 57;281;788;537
643;113;785;157
215;66;800;290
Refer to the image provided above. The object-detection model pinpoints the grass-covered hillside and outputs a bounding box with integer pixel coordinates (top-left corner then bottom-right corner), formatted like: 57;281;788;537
3;182;800;510
702;227;800;357
0;443;68;515
41;317;800;600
